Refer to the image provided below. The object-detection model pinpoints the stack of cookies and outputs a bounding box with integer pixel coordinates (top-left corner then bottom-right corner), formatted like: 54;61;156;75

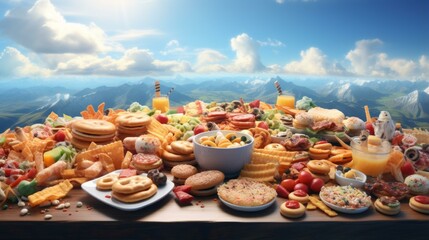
111;175;158;203
161;140;196;168
115;112;152;140
71;119;116;149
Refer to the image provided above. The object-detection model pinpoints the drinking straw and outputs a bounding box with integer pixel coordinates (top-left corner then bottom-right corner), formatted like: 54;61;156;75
274;81;283;95
364;105;372;123
155;80;161;97
167;87;174;97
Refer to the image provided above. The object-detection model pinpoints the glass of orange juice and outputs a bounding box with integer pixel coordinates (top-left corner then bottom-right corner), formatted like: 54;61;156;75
276;93;295;109
350;137;391;178
152;95;170;113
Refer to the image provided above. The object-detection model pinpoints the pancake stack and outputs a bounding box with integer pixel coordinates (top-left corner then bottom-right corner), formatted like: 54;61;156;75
115;112;152;140
71;119;116;149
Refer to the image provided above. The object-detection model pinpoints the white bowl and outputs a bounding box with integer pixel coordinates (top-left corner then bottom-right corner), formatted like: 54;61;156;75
193;130;254;178
335;169;367;188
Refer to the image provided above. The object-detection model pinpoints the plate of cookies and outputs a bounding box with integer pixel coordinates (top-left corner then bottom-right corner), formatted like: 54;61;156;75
82;170;174;211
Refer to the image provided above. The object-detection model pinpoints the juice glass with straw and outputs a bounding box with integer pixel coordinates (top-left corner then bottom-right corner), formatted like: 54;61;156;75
274;81;295;109
152;81;170;113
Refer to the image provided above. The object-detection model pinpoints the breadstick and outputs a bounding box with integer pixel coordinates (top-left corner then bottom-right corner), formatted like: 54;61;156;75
308;195;338;217
364;105;372;123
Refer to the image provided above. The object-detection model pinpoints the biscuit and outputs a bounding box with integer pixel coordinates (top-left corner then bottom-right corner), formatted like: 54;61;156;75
163;159;198;168
116;112;151;127
280;200;306;218
72;129;116;142
112;184;157;203
73;119;116;135
71;138;112;150
185;170;225;196
96;174;119;190
374;198;400;215
409;196;429;214
161;150;195;162
171;164;198;185
132;153;163;172
170;141;194;155
111;175;153;194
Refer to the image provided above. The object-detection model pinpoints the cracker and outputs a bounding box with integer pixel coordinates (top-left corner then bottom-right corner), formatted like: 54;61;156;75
308;195;338;217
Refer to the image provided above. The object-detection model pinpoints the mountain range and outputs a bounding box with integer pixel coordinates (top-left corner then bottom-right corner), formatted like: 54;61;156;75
0;77;428;131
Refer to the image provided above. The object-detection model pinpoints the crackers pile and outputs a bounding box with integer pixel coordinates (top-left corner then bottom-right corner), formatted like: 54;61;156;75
115;112;152;140
71;119;116;150
161;140;196;168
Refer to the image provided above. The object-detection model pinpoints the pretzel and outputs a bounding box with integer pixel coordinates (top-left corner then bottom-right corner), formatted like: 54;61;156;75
111;176;153;194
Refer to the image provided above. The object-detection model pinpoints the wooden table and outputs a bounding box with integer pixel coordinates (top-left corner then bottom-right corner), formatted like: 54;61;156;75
0;188;427;240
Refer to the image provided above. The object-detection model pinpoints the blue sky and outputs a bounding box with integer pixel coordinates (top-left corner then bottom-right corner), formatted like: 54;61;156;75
0;0;428;85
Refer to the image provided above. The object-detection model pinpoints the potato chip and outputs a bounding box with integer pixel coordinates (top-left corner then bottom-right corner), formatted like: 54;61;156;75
28;180;73;207
76;141;124;170
97;153;115;172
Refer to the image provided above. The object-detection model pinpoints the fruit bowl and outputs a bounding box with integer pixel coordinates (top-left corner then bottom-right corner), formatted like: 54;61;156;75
193;130;254;178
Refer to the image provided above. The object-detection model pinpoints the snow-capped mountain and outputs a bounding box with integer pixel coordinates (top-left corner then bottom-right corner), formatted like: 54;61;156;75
392;90;429;119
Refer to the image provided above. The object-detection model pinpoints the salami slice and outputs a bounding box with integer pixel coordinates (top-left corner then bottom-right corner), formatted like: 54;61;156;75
132;153;161;165
231;114;255;122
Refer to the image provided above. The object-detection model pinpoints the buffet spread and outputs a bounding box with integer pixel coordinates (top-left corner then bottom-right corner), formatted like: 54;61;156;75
1;93;429;222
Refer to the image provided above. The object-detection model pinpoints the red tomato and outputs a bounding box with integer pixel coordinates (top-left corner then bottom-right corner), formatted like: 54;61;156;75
310;178;324;193
366;122;374;135
54;130;66;142
400;161;416;178
257;121;269;130
275;184;290;199
298;171;314;186
193;124;206;135
285;200;300;209
155;114;168;124
280;179;296;192
315;140;328;145
294;183;309;193
414;196;429;204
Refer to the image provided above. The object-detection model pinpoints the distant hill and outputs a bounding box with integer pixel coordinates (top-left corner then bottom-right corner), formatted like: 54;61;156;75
0;77;428;131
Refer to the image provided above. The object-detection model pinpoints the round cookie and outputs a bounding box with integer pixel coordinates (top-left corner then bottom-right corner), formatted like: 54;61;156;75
161;150;195;162
288;190;309;204
170;141;194;155
112;184;157;203
72;129;116;142
132;153;163;172
117;125;147;135
307;160;330;175
280;200;306;218
73;119;116;135
163;159;198;168
171;164;198;185
71;137;112;150
409;196;429;214
185;170;225;196
374;197;401;216
116;112;151;127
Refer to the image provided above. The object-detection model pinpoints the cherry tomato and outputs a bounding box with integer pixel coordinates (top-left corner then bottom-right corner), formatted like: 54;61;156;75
298;171;314;186
280;179;296;192
366;122;374;135
193;124;206;135
400;161;415;178
275;184;290;199
155;114;168;124
414;195;429;204
294;183;309;193
310;178;324;193
54;130;66;142
257;121;269;130
285;200;300;209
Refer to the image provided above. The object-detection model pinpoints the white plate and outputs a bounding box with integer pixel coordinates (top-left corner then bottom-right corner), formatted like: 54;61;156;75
218;195;276;212
82;170;174;211
319;193;369;214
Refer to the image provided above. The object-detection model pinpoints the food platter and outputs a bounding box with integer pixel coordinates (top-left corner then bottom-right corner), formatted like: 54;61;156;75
284;125;351;143
82;170;174;211
218;195;276;212
319;192;370;214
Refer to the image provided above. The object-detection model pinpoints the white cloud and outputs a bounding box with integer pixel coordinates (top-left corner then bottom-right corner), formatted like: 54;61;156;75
110;29;162;42
0;0;112;54
345;39;427;80
284;47;328;75
229;33;265;72
55;47;192;76
0;47;51;78
160;40;186;56
276;0;285;4
194;49;227;73
257;38;285;47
